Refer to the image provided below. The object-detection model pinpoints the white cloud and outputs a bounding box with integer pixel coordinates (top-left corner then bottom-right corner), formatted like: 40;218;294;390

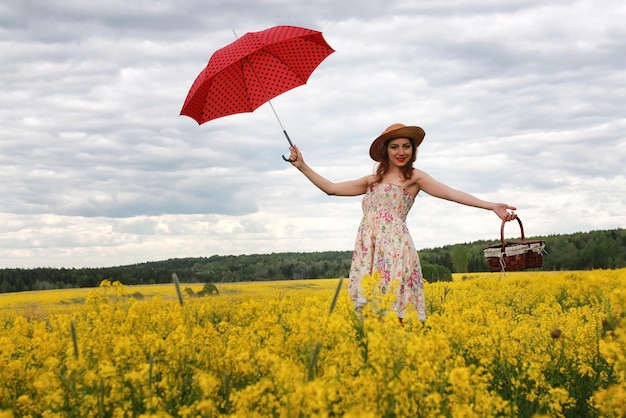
0;0;624;268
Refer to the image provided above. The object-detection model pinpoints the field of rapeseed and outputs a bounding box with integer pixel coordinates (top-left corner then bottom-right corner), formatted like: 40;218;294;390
1;269;626;417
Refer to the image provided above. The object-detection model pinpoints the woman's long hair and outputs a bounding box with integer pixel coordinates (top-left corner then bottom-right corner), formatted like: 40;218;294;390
372;137;418;185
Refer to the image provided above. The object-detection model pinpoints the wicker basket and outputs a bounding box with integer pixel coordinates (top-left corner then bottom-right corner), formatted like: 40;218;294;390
483;217;546;272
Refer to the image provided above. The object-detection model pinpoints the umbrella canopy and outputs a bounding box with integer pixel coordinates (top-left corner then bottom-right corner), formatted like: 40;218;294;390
180;25;334;124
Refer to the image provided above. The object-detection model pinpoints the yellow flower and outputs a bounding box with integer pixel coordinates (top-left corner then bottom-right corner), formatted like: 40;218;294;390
2;270;626;416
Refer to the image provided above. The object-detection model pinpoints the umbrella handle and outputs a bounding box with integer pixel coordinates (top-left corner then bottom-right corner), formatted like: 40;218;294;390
281;129;294;162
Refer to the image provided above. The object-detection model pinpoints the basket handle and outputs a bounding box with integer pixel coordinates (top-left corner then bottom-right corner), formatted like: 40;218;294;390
500;217;525;252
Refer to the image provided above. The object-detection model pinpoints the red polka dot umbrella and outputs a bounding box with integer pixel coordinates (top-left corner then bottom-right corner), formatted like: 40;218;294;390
180;25;334;161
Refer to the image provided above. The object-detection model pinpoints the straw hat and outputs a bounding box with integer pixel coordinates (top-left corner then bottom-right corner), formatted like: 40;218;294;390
369;123;425;162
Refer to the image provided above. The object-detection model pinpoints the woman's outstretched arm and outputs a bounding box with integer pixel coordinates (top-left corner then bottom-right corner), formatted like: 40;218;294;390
289;145;370;196
414;168;517;222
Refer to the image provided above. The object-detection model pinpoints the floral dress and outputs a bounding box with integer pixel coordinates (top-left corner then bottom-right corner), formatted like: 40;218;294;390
348;183;426;321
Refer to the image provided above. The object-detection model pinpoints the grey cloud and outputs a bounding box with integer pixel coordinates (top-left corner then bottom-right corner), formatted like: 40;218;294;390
1;0;625;267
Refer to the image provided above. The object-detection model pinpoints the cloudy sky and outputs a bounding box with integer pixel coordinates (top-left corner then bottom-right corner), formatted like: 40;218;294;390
1;0;624;268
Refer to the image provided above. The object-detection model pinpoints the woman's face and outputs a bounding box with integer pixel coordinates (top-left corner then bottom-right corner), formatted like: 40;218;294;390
386;138;413;167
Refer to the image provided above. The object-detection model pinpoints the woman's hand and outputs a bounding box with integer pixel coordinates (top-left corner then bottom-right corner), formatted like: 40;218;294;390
288;146;305;169
493;203;517;222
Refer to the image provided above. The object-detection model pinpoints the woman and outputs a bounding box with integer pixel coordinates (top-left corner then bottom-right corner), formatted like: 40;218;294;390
288;123;517;321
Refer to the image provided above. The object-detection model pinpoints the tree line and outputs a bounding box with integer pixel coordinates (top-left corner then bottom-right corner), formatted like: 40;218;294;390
0;228;623;294
419;228;625;273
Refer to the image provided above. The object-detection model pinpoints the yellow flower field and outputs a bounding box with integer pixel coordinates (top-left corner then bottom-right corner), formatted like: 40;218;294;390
1;270;626;417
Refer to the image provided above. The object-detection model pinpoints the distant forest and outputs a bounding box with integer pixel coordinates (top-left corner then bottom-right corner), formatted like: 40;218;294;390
0;228;624;294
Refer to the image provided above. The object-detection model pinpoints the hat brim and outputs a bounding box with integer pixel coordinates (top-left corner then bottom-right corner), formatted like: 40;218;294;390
369;126;425;162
